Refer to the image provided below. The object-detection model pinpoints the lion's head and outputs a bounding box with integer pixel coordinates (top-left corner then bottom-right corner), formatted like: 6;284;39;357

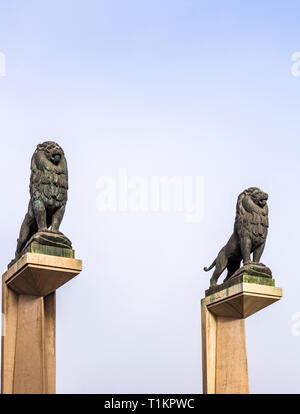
244;187;268;208
234;187;269;240
37;141;65;166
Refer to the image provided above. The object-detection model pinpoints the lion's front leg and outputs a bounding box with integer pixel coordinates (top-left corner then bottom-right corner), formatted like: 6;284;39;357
32;199;48;232
51;205;66;233
240;236;252;265
253;242;266;264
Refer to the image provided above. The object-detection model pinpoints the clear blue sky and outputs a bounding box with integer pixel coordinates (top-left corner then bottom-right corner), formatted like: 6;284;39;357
1;0;300;393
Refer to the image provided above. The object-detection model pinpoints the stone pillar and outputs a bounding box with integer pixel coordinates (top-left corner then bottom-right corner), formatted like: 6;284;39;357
1;250;82;394
201;275;282;394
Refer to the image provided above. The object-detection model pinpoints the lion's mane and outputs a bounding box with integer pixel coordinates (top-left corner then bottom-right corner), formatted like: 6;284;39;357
30;141;68;208
234;187;269;243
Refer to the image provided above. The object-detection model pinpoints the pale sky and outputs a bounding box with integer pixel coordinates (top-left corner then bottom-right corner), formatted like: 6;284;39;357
1;0;300;393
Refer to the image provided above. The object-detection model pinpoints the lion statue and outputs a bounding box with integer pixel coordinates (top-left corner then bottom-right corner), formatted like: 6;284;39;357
204;187;269;287
15;141;69;257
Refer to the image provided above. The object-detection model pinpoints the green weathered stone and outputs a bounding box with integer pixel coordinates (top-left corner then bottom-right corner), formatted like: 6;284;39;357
238;274;274;286
24;241;74;259
205;273;275;296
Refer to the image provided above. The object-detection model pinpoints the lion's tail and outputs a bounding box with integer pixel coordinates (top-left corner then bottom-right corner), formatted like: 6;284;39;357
203;259;216;272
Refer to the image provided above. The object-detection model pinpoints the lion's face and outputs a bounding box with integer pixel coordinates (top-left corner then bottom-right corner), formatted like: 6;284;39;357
246;187;268;208
38;141;64;165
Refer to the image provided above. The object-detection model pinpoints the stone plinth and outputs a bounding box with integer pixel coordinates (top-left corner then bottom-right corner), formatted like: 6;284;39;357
201;278;282;394
9;232;74;268
1;251;82;394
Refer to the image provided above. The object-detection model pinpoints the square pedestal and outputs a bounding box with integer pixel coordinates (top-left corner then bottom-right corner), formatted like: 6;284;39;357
1;252;82;394
201;278;282;394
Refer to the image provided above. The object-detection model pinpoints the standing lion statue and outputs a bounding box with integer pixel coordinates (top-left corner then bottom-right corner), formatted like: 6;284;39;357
204;187;269;287
15;141;70;258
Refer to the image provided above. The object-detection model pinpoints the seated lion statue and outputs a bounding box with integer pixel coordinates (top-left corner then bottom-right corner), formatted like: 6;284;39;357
15;141;69;257
204;187;269;287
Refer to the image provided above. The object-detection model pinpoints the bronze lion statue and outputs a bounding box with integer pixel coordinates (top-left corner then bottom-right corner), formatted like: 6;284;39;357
204;187;269;287
15;141;69;257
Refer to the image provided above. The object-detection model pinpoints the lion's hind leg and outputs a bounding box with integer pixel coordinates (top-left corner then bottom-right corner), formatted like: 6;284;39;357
223;259;241;283
209;248;228;287
15;203;37;256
